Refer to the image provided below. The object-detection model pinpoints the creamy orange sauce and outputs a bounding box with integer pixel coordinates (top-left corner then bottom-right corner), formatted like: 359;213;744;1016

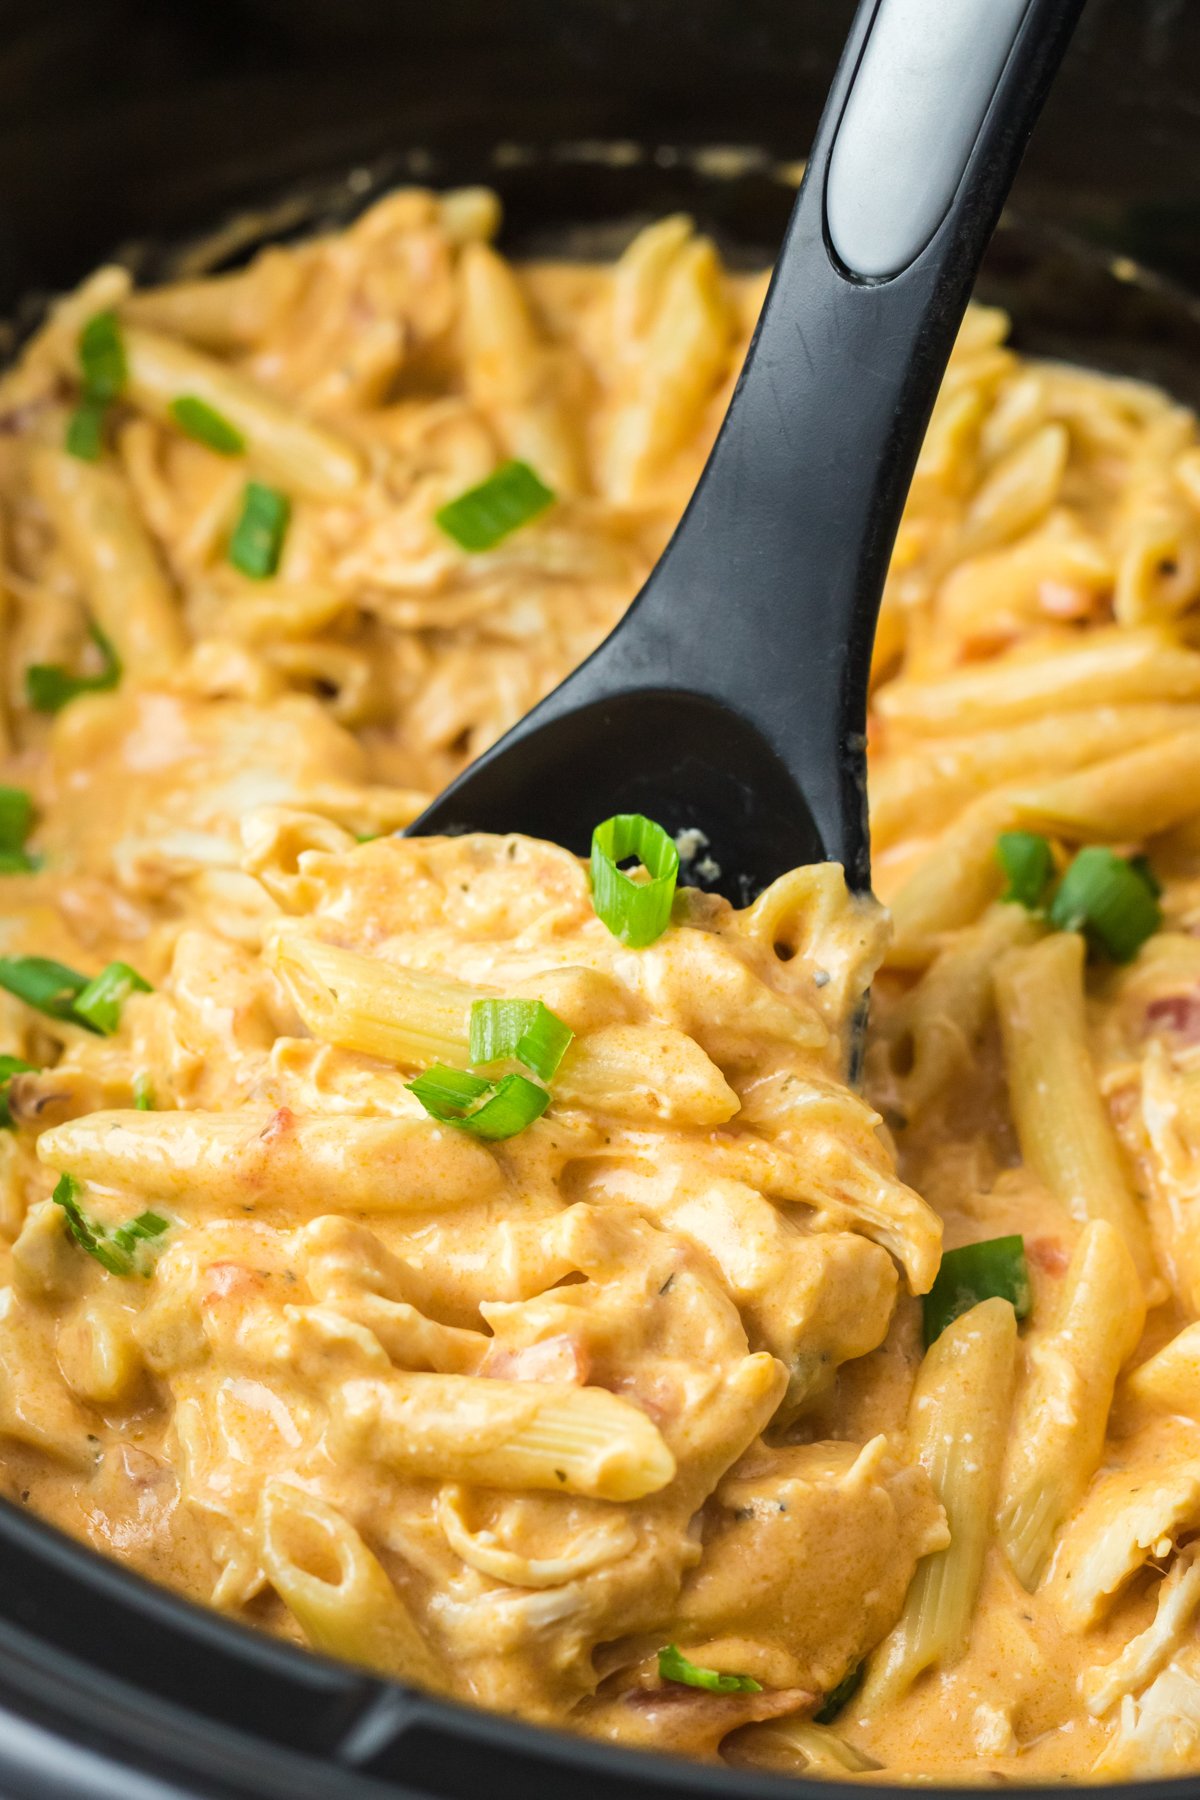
0;186;1198;1781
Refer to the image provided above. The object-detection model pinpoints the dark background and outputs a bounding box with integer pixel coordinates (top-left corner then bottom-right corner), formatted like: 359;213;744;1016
0;0;1196;303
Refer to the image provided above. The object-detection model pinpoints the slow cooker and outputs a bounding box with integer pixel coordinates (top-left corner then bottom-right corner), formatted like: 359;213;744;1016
0;1;1197;1794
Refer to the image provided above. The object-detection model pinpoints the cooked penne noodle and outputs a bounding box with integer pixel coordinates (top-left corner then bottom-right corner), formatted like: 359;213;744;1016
885;793;1017;965
726;1716;881;1776
258;1478;447;1688
35;1108;503;1213
995;1221;1145;1589
859;1297;1017;1713
30;447;186;676
334;1370;677;1501
1017;727;1200;841
875;901;1041;1110
459;242;582;495
870;704;1200;852
995;933;1156;1284
122;326;364;498
876;627;1200;735
271;933;740;1126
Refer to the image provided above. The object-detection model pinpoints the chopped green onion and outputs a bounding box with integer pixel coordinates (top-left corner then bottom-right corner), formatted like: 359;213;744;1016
52;1174;126;1275
51;1173;169;1278
0;788;34;855
109;1209;171;1266
657;1644;761;1695
923;1235;1031;1347
0;1054;35;1131
1129;853;1162;900
73;961;152;1035
0;788;37;869
407;1063;550;1141
65;400;106;462
0;956;89;1022
1049;846;1162;964
996;831;1054;909
435;460;555;553
133;1074;155;1110
169;395;245;456
26;622;121;714
469;998;574;1082
590;813;680;948
78;310;126;404
0;953;149;1033
815;1664;863;1725
409;1064;491;1110
229;481;290;579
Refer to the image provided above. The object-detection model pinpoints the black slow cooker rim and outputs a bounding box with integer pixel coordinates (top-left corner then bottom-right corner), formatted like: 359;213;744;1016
2;137;1199;1800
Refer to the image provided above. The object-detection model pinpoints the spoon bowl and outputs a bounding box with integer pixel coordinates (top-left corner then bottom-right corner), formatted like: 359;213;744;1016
414;0;1086;901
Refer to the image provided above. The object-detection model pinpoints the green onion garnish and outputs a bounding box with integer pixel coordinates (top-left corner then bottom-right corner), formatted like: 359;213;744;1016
469;998;574;1083
51;1173;168;1278
814;1664;863;1725
0;954;149;1033
407;1063;550;1141
26;622;121;713
922;1235;1031;1347
133;1074;155;1110
1049;846;1161;964
0;956;89;1021
435;460;555;553
78;310;126;404
169;395;245;456
0;789;33;853
73;961;152;1035
0;787;38;872
590;813;680;948
1129;854;1163;899
996;831;1054;909
229;481;290;579
657;1645;761;1695
0;1054;35;1131
65;400;106;462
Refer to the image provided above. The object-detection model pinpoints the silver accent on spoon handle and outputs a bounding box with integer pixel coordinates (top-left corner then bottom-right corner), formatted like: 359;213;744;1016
827;0;1034;280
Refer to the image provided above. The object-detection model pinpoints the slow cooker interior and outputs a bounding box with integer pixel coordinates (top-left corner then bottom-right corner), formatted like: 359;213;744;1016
0;4;1197;1797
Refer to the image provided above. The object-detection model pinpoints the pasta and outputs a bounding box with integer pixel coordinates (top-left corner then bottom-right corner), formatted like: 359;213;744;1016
0;179;1196;1781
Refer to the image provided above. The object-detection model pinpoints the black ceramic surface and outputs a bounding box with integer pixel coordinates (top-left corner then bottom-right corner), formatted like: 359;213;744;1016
0;3;1195;1796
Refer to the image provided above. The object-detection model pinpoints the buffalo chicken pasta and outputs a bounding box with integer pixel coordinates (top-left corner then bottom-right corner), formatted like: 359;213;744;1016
0;186;1198;1782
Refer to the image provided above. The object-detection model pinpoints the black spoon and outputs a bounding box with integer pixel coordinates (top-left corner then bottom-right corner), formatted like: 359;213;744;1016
412;0;1085;903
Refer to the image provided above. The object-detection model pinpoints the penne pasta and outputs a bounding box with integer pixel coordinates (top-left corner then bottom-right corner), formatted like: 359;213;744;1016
122;326;364;498
35;1108;503;1214
874;901;1041;1111
30;447;187;677
271;933;740;1126
258;1478;447;1688
995;933;1156;1285
726;1715;882;1776
333;1369;678;1501
995;1221;1145;1589
859;1297;1018;1713
877;626;1200;735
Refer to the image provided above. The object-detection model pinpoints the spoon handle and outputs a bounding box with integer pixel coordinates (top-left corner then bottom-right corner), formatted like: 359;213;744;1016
589;0;1086;888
